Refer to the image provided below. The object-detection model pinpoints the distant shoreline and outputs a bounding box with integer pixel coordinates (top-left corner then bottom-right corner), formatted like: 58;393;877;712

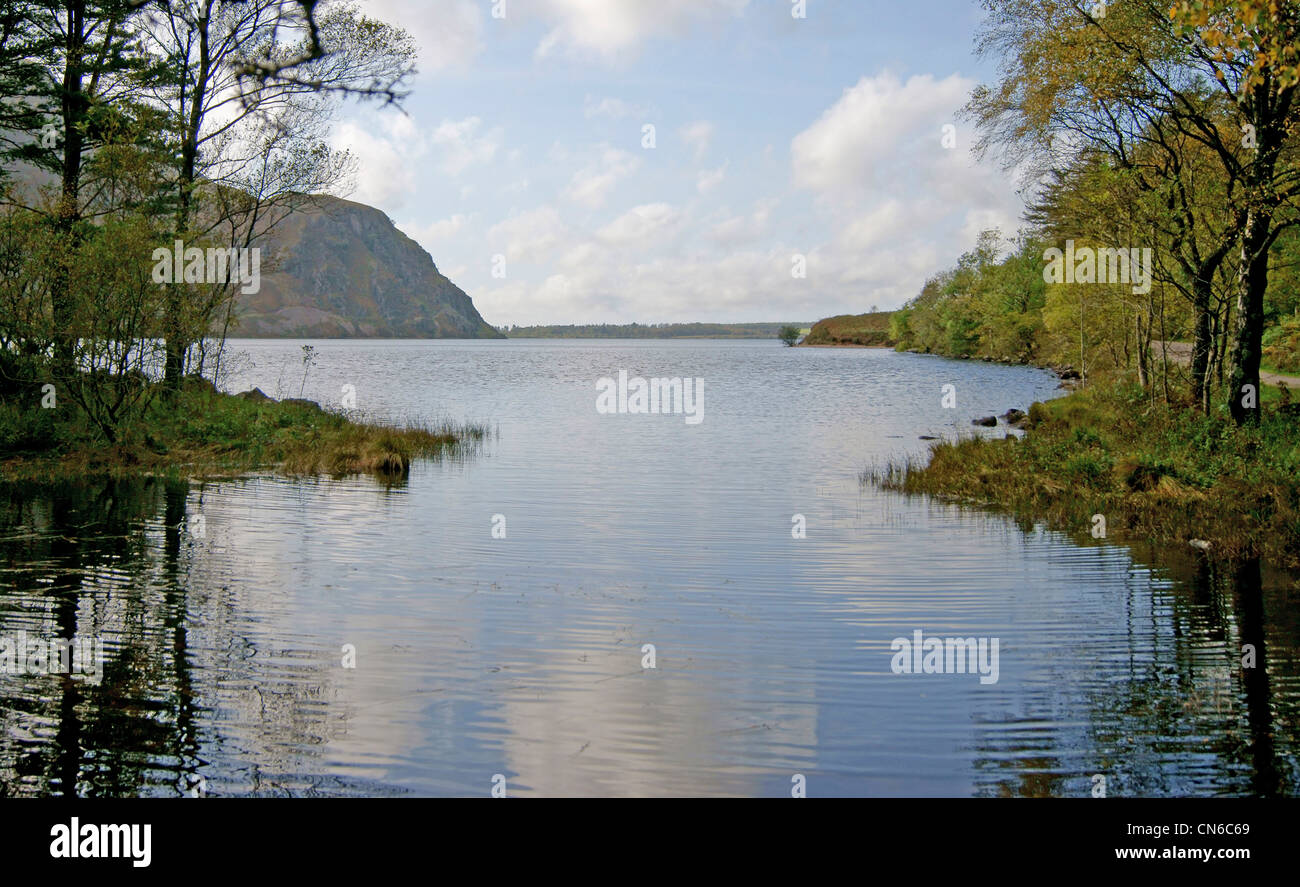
499;322;808;340
222;334;800;342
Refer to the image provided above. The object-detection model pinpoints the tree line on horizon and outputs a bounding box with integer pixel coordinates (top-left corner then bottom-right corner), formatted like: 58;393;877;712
501;321;810;339
892;0;1299;422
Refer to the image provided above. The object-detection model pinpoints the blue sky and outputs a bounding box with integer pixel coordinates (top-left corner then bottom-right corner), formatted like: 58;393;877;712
339;0;1024;326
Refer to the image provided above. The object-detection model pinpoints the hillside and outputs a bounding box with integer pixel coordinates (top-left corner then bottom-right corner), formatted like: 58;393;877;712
801;312;895;347
237;195;501;338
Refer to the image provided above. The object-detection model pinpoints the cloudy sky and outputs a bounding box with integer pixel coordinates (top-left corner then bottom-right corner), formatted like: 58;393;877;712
337;0;1024;327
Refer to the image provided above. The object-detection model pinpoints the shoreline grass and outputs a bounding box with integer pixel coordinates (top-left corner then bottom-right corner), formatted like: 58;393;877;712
865;383;1300;569
0;377;488;484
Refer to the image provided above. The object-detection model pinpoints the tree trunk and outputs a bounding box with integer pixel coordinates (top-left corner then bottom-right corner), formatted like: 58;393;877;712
1136;313;1149;389
51;0;87;379
1190;272;1214;413
1228;206;1271;425
1228;81;1284;426
164;7;212;391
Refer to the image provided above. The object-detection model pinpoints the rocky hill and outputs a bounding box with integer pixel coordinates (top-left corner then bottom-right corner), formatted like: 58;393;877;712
237;195;501;338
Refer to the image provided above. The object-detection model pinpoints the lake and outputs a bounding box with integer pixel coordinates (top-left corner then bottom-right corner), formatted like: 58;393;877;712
1;339;1296;797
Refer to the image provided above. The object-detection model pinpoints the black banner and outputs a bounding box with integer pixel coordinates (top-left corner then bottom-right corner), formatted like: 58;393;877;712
0;800;1280;874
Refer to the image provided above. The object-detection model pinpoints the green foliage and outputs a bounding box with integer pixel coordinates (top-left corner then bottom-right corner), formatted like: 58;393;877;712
873;383;1300;567
0;0;422;459
0;402;57;453
1263;315;1300;374
0;380;487;482
802;312;895;346
892;233;1056;364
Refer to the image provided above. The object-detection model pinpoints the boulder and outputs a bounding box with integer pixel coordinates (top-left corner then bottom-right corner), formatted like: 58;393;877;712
972;416;997;427
236;387;274;403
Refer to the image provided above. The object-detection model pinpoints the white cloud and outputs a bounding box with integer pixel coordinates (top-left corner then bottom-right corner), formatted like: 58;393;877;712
697;161;728;193
363;0;483;73
343;55;1030;327
584;95;648;120
835;200;907;252
707;198;776;246
488;206;573;263
679;121;714;161
409;214;469;243
563;147;640;208
530;0;754;60
533;0;751;60
597;203;681;245
330;112;507;210
792;72;974;197
776;71;1025;312
431;117;502;175
330;116;423;210
958;208;1020;247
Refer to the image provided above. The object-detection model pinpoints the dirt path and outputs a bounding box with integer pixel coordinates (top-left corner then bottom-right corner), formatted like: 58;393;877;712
1158;341;1300;388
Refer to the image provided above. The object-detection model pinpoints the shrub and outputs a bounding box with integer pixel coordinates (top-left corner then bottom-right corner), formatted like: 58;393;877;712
1263;315;1300;373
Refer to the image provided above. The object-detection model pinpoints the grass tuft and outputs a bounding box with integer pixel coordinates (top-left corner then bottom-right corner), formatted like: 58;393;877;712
866;383;1300;568
0;378;489;483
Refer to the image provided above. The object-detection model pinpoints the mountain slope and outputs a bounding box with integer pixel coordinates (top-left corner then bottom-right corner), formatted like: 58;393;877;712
237;195;501;338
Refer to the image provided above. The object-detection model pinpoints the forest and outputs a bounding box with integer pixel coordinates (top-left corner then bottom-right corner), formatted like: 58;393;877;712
889;0;1300;418
0;1;462;473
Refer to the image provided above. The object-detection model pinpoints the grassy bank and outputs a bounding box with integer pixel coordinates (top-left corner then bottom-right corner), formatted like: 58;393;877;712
869;383;1300;568
801;311;895;347
0;377;486;482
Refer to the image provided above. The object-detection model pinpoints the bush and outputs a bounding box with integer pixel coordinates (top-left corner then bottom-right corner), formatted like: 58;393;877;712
1264;315;1300;373
803;312;895;347
0;403;58;453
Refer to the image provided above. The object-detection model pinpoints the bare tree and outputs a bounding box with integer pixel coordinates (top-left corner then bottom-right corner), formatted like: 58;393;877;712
136;0;415;387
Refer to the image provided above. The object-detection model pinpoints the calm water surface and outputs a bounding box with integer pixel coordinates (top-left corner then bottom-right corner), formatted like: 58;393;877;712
1;340;1296;796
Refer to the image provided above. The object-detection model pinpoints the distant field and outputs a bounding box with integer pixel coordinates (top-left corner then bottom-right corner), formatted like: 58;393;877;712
801;311;895;347
503;322;809;339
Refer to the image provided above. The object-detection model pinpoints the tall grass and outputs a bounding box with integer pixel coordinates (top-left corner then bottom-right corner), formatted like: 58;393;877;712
865;383;1300;567
0;377;489;482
